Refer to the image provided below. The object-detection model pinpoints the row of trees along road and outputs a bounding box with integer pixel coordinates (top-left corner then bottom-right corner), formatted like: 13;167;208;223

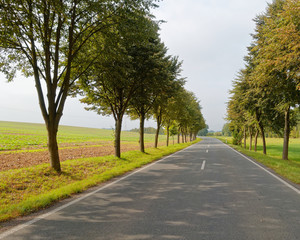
227;0;300;160
0;0;205;172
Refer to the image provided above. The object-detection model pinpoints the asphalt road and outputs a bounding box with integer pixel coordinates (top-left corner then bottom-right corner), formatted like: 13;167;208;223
1;137;300;240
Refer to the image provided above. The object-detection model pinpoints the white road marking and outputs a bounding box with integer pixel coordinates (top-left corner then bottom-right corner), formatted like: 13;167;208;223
0;143;197;239
223;143;300;195
201;160;206;170
206;149;208;153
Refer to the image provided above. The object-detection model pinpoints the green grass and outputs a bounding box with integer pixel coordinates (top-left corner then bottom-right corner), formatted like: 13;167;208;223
216;136;300;184
0;139;199;223
0;121;167;151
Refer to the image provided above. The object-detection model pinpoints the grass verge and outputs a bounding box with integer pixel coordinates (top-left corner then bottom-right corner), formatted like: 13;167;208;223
216;137;300;185
0;140;199;224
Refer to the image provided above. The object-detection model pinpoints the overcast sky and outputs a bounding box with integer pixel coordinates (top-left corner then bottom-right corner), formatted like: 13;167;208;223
0;0;269;131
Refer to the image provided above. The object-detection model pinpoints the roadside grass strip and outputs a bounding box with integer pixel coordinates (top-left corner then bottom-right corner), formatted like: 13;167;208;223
0;140;199;223
216;137;300;185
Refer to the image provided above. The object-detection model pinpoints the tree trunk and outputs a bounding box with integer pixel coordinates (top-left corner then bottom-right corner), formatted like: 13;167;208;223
255;109;266;154
139;114;145;153
249;127;253;151
114;117;123;158
254;130;258;152
154;118;161;148
282;106;290;160
166;125;170;147
177;133;180;144
45;88;63;173
47;122;61;172
243;127;247;149
258;122;266;155
181;130;184;143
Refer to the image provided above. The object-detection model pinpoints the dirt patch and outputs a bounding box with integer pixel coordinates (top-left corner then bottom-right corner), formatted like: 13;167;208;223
0;142;163;171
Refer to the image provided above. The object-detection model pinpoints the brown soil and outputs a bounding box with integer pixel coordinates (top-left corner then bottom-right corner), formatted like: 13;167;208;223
0;142;162;171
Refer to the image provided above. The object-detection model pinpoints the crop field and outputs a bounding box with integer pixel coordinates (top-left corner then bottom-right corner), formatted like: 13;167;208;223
0;121;166;151
216;136;300;184
0;121;195;223
0;121;170;170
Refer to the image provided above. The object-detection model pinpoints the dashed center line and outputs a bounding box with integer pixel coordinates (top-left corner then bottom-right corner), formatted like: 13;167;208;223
201;160;206;170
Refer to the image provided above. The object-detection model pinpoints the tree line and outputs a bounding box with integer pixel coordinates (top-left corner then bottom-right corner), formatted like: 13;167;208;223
226;0;300;160
0;0;205;172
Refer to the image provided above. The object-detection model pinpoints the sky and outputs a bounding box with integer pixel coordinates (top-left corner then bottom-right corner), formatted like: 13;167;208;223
0;0;269;131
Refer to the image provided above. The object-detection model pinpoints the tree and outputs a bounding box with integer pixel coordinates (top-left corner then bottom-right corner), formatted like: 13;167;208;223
152;56;184;148
162;95;183;146
127;37;179;152
198;125;209;136
170;88;204;143
169;124;178;145
227;71;249;147
0;0;157;172
222;123;231;137
77;14;159;158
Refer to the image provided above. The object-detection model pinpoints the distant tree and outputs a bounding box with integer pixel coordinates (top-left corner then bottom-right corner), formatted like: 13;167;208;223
206;131;215;137
188;103;205;141
222;123;231;136
171;88;204;142
198;125;209;136
169;124;178;145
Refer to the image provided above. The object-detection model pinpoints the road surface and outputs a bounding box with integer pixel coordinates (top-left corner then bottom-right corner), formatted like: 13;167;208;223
1;137;300;239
